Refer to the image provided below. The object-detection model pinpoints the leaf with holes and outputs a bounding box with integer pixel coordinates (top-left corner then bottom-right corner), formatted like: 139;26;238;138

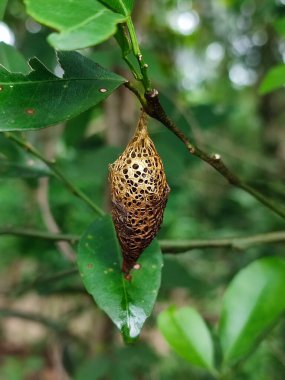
0;50;126;131
219;257;285;368
77;215;163;343
24;0;127;50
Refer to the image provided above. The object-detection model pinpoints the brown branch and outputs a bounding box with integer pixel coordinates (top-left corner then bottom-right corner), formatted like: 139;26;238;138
124;84;285;219
37;177;76;262
160;231;285;253
0;227;78;242
1;227;285;253
35;127;76;262
0;308;86;347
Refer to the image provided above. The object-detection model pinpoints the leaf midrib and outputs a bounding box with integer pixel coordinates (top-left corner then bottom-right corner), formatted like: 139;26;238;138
63;9;106;33
117;0;128;15
111;220;131;331
0;78;123;86
169;310;211;369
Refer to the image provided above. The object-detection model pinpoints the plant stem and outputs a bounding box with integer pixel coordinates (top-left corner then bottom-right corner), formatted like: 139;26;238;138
160;230;285;252
10;268;79;296
1;227;285;253
4;132;105;217
0;227;78;242
0;308;64;332
121;16;285;218
0;307;88;348
126;17;152;92
116;23;142;80
125;81;146;107
124;88;285;219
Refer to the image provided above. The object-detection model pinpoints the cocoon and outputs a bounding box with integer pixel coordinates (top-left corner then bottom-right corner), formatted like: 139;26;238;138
109;111;170;275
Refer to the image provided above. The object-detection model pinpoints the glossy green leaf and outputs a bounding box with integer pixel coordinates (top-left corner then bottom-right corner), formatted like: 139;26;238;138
24;0;127;50
99;0;135;15
0;43;30;74
0;51;126;131
219;257;285;367
259;64;285;94
0;0;8;20
158;306;215;373
77;215;163;342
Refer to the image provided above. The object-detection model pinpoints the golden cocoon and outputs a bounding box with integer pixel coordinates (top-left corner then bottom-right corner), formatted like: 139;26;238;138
109;111;170;276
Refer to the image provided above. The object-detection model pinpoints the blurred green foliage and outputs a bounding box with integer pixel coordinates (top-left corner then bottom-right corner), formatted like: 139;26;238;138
0;0;285;379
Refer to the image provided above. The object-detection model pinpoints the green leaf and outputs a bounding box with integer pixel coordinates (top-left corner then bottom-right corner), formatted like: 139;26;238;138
0;0;8;20
158;306;215;373
259;64;285;94
219;257;285;367
274;17;285;37
24;0;127;50
77;215;163;342
0;51;126;131
98;0;135;15
0;43;30;74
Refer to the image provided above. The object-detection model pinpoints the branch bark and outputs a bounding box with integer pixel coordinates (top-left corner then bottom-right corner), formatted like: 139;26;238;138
124;84;285;219
1;227;285;253
0;308;86;347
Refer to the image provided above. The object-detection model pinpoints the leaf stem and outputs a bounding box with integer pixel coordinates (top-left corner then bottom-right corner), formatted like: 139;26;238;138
1;227;285;252
126;17;152;92
4;132;105;217
116;23;142;80
125;81;146;107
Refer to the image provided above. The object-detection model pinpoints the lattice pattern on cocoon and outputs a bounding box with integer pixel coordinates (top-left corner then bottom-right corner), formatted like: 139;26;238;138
109;111;170;275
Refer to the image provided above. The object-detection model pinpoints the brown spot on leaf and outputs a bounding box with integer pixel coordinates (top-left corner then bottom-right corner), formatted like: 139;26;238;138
25;108;36;116
124;273;132;281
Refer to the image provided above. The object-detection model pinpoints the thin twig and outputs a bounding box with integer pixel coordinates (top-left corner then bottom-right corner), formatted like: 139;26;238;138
11;268;78;296
121;18;285;218
124;87;285;219
0;308;86;347
0;227;78;242
37;176;76;262
4;132;105;217
1;227;285;253
160;231;285;253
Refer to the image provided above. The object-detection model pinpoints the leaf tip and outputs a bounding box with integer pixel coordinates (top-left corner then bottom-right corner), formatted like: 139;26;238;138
121;324;140;344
